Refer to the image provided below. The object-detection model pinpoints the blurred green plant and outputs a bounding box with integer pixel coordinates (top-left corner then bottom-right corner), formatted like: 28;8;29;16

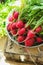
0;0;43;38
0;0;20;38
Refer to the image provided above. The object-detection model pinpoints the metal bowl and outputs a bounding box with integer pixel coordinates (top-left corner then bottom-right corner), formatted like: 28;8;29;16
6;9;43;49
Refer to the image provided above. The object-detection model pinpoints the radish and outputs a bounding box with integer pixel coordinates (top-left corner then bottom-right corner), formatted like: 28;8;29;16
7;23;12;31
8;15;14;22
11;22;16;29
18;28;26;35
11;30;16;35
36;37;42;43
13;11;19;19
35;26;42;33
25;38;35;46
17;36;25;42
27;30;35;39
16;20;24;28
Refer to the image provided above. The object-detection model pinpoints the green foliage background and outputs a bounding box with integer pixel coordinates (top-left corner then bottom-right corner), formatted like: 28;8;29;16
0;0;17;38
0;0;43;38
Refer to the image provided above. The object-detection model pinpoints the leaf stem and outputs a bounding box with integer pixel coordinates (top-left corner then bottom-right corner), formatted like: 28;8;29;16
25;10;41;28
33;16;43;31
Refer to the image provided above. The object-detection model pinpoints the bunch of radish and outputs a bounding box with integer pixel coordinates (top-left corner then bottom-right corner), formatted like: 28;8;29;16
7;10;43;47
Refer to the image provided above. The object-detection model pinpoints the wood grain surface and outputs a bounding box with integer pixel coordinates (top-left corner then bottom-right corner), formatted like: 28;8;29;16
0;36;43;65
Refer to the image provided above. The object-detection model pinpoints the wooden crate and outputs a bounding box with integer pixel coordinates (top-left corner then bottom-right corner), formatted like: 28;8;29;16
4;37;43;65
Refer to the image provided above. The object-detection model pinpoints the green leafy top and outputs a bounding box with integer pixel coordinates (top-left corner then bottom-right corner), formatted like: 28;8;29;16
0;0;43;38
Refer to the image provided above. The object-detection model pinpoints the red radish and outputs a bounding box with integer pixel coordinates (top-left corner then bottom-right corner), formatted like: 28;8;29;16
17;36;24;42
16;20;24;28
11;30;16;35
18;28;26;35
11;22;16;29
13;11;19;19
36;37;42;43
27;30;35;39
25;38;35;46
8;15;14;22
35;26;42;33
7;23;12;31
